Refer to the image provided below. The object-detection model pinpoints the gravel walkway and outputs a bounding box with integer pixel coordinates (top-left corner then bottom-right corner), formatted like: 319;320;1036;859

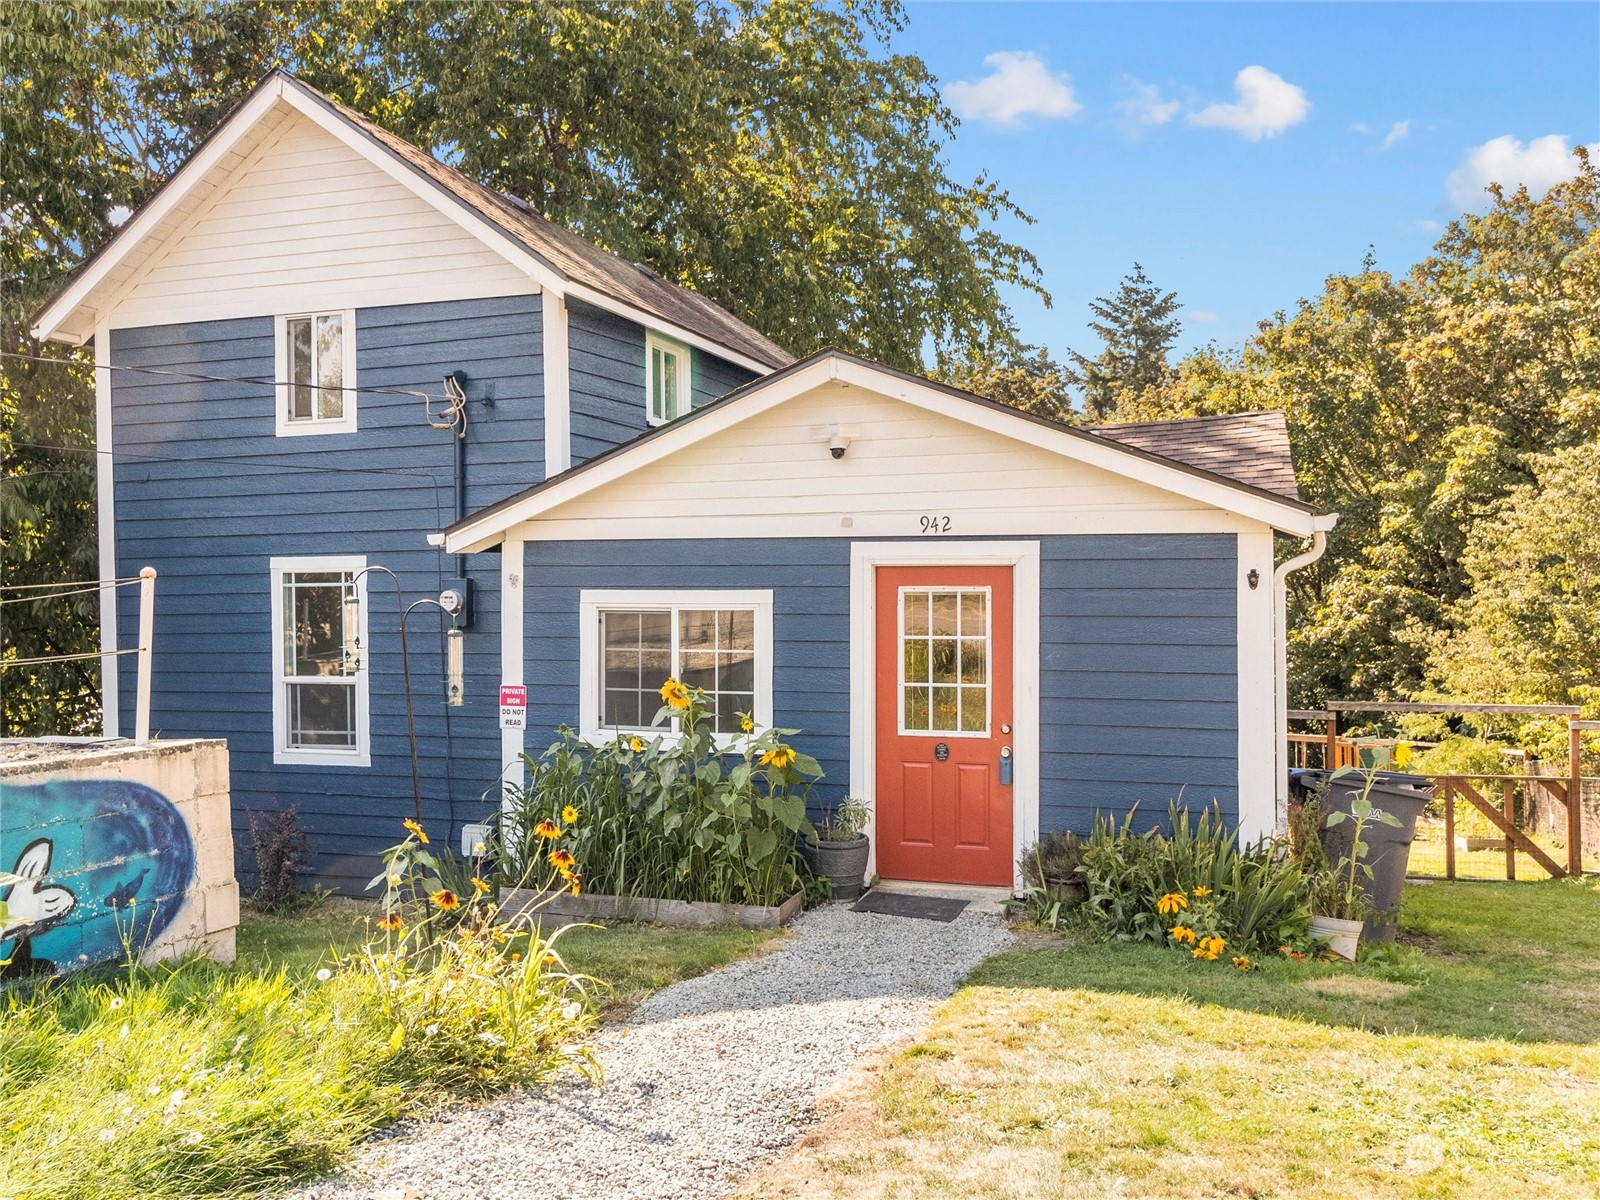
288;901;1011;1200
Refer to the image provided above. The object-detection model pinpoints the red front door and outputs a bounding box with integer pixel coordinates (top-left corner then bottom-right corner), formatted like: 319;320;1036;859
874;566;1014;886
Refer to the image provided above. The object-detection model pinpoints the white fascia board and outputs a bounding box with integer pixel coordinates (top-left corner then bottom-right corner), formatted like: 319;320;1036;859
445;355;1323;553
31;79;292;344
826;357;1323;537
562;281;780;376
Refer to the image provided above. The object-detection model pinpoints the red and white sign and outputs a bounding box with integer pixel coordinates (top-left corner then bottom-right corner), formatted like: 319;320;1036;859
499;684;528;731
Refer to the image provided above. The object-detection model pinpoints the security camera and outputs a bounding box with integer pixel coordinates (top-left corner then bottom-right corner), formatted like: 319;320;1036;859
827;423;857;459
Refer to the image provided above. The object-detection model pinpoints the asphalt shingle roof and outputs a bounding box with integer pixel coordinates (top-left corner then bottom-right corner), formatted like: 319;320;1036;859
1092;410;1302;502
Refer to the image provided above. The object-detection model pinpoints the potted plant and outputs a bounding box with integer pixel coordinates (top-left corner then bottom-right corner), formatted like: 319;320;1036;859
806;796;871;901
1302;768;1402;961
1017;830;1087;927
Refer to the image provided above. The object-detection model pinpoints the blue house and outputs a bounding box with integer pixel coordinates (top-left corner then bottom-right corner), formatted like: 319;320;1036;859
32;73;1335;891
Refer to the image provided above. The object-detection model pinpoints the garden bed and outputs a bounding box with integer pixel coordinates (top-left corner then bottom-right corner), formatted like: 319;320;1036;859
499;886;803;929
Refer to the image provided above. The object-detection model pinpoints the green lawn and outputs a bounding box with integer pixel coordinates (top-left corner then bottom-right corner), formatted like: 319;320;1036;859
237;896;782;1012
740;878;1600;1200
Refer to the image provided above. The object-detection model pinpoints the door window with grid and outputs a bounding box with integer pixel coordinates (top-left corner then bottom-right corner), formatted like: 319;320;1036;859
600;606;757;734
900;588;989;735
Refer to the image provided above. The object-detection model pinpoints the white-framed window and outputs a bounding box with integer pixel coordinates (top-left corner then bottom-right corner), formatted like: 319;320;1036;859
275;309;357;436
579;589;773;743
645;331;691;425
898;585;991;737
270;555;370;766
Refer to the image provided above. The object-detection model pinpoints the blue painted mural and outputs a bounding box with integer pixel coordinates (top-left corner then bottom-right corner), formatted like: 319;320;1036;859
0;779;196;978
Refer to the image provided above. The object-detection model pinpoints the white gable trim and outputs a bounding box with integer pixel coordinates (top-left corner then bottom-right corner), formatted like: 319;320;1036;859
32;73;779;382
444;355;1330;553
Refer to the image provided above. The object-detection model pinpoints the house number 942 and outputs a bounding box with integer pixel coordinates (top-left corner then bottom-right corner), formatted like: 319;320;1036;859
919;515;952;533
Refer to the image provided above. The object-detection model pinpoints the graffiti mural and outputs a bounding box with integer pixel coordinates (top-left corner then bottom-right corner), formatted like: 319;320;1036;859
0;779;196;978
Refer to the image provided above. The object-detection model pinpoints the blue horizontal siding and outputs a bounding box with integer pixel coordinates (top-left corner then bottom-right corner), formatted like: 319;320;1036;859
567;299;759;464
110;296;542;889
520;534;1239;838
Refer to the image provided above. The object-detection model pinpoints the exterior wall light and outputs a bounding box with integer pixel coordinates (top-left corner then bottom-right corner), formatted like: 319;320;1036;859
1247;568;1261;590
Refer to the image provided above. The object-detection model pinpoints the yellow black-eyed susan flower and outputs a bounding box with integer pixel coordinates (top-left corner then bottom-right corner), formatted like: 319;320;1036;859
378;912;404;931
534;819;561;839
431;890;461;911
1157;892;1188;915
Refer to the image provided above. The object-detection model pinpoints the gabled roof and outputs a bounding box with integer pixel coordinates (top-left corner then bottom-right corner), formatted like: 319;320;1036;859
31;72;793;371
442;349;1333;553
1093;411;1301;502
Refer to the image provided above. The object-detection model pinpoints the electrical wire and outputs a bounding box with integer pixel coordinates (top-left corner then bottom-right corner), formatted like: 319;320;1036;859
0;575;142;593
1;350;448;404
1;648;140;668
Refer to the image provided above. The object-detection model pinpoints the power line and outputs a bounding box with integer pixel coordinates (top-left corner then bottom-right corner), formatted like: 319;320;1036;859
1;350;450;403
0;575;142;594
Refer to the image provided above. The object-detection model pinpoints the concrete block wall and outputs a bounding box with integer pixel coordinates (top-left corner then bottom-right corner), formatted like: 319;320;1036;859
0;738;238;976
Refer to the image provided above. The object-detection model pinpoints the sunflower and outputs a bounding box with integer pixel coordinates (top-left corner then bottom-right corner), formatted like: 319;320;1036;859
377;912;404;931
431;890;461;911
659;678;692;710
562;805;580;825
549;848;576;871
534;819;561;839
629;736;645;753
740;714;755;733
403;818;429;845
760;746;796;769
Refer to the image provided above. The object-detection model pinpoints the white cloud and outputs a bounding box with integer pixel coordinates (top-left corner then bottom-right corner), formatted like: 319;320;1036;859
1184;308;1221;324
947;51;1082;128
1189;66;1310;141
1446;134;1597;210
1114;79;1180;135
1415;218;1442;234
1351;122;1373;135
1382;120;1412;150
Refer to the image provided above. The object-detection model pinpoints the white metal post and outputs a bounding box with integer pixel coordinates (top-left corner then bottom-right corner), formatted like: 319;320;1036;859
134;566;157;743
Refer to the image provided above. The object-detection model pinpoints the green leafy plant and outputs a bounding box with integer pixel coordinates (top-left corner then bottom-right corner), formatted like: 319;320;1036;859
1306;766;1402;922
1017;831;1087;929
499;680;820;907
1078;803;1308;955
817;796;871;842
370;819;497;933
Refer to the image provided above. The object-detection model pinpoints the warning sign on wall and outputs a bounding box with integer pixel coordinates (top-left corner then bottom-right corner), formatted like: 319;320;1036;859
499;684;527;730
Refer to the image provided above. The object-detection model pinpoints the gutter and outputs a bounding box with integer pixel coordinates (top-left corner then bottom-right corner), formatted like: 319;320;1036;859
1273;516;1337;829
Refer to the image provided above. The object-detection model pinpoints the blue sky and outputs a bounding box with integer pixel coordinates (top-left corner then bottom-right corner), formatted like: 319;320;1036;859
897;1;1600;358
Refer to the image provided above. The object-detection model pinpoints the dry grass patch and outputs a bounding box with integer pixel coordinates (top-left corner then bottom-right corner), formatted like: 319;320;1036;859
739;879;1600;1200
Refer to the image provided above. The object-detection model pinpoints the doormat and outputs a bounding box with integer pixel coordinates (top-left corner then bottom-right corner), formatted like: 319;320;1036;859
851;890;968;923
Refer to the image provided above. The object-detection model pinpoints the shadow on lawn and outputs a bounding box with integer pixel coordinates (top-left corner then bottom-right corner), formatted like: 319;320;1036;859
970;878;1600;1046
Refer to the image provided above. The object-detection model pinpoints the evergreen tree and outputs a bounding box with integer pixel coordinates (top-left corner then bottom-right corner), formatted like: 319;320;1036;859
1066;263;1183;420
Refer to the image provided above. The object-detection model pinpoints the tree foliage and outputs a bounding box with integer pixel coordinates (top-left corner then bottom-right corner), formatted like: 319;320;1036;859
939;343;1076;423
2;0;1045;733
1065;263;1183;420
1103;152;1600;716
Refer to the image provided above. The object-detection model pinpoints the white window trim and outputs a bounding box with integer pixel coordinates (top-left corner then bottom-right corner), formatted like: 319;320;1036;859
645;331;692;426
578;588;774;747
275;309;358;437
270;554;371;767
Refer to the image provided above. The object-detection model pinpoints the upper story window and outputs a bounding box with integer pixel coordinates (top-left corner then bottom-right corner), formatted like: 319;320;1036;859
276;310;357;436
646;332;691;425
270;555;370;766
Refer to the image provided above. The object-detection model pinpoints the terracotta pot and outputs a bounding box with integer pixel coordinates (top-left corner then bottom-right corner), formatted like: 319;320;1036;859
1308;914;1364;962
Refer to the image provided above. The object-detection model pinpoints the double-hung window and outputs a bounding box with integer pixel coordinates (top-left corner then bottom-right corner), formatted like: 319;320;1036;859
271;556;369;765
579;590;773;741
276;310;356;435
646;332;691;425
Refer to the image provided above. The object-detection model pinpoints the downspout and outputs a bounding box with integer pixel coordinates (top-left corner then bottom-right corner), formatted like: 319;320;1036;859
1272;520;1335;830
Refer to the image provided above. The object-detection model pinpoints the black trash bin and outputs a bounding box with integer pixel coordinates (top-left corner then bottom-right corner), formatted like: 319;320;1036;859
1292;768;1434;942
